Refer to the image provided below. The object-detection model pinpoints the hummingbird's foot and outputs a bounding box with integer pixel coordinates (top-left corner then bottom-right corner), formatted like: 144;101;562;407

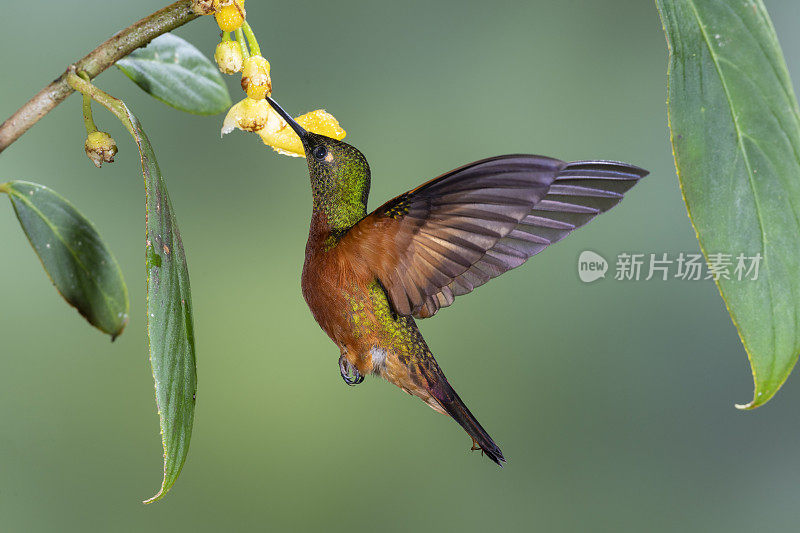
339;355;364;386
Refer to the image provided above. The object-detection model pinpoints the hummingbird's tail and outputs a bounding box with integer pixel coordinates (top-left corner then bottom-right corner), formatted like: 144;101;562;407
376;313;505;465
428;373;506;466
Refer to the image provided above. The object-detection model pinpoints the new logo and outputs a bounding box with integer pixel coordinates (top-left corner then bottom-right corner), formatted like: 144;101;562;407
578;251;608;283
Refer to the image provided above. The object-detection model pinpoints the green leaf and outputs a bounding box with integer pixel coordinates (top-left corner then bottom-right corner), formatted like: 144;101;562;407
63;70;197;502
657;0;800;408
114;104;197;503
117;33;231;115
1;181;128;338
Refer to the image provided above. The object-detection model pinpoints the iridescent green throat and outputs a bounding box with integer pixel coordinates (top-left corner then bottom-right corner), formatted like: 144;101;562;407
305;135;372;235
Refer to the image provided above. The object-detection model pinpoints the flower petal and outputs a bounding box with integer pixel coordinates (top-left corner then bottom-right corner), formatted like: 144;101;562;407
258;109;346;157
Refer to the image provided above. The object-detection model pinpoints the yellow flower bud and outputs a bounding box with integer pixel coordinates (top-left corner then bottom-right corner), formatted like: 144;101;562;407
258;109;346;157
240;55;271;100
214;1;245;32
214;40;244;74
190;0;215;15
221;98;271;136
84;131;118;168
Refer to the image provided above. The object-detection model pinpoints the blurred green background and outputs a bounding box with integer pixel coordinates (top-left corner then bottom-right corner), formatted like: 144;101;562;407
2;1;800;531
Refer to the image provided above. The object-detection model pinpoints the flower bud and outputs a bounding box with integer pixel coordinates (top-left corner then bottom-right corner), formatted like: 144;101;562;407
84;131;118;168
221;98;271;136
190;0;215;15
214;40;244;74
240;55;271;100
214;1;246;32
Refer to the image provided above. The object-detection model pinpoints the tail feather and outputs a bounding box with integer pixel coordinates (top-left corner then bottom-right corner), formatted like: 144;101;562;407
431;379;505;466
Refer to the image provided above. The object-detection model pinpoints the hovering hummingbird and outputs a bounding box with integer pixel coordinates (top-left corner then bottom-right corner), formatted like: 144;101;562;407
266;96;648;465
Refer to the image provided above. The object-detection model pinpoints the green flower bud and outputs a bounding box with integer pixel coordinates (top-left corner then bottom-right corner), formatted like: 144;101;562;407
214;40;244;74
84;131;118;168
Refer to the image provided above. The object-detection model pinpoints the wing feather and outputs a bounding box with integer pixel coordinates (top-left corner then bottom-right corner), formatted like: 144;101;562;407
338;156;647;317
416;160;648;316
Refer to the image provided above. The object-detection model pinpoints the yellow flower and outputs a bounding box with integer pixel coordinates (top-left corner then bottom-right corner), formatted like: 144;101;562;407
220;98;272;136
258;110;346;157
240;55;271;100
214;0;245;32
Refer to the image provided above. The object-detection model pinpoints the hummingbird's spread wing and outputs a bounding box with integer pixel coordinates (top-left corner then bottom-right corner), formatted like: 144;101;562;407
338;156;647;318
415;160;648;317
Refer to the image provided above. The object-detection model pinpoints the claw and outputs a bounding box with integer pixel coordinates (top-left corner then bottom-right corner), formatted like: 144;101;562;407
339;355;364;386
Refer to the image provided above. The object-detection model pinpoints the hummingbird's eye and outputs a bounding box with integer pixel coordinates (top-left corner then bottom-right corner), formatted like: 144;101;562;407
312;145;328;161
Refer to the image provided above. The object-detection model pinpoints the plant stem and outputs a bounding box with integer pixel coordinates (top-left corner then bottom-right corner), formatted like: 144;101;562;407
235;27;250;59
0;182;9;194
242;21;260;56
66;70;136;139
0;0;199;154
78;72;98;134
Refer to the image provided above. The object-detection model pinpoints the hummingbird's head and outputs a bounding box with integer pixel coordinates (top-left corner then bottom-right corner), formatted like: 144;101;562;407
267;97;371;230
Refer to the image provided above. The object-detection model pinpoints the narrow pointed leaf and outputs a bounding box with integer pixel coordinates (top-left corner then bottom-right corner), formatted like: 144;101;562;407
117;33;231;115
113;104;197;502
657;0;800;408
1;181;128;338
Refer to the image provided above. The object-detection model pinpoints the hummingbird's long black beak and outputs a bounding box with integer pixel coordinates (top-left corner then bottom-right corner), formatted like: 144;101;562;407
265;96;308;141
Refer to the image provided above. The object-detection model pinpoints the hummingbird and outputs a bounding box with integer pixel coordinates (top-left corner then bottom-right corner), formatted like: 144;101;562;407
266;96;648;465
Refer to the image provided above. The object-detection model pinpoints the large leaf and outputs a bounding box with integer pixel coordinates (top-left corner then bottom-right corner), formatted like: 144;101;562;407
117;33;231;115
1;181;128;338
116;104;197;503
65;71;198;502
657;1;800;408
